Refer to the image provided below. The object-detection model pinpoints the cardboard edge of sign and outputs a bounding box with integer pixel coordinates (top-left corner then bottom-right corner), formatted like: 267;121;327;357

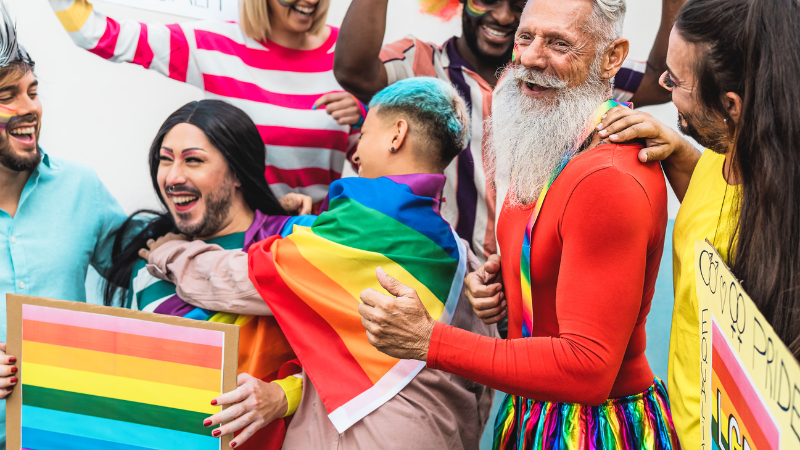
5;294;240;449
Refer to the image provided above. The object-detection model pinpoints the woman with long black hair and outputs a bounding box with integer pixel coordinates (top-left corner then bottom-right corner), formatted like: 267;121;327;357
104;99;311;450
591;0;800;445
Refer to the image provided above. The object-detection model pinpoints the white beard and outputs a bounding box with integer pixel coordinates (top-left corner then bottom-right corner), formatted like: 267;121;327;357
488;61;611;208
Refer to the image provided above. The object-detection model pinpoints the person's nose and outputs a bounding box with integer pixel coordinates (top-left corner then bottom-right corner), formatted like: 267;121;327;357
519;39;547;71
491;2;516;27
165;163;188;190
14;94;38;120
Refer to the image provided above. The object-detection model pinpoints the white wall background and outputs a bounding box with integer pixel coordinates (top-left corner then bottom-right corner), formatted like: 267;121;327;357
7;0;684;219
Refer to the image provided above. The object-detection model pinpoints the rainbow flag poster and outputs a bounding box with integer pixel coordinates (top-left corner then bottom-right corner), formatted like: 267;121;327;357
248;176;467;432
5;295;239;450
696;240;800;450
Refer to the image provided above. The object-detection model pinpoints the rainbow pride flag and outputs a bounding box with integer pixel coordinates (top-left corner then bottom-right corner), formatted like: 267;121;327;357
20;304;224;450
248;175;467;432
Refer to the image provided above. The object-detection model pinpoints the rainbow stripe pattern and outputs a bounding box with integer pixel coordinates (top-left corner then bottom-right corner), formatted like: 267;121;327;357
248;176;467;432
493;378;681;449
711;319;779;450
519;99;631;337
0;104;17;131
19;304;224;450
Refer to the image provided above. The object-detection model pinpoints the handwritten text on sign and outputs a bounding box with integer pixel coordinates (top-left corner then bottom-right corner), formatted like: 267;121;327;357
101;0;240;21
696;240;800;449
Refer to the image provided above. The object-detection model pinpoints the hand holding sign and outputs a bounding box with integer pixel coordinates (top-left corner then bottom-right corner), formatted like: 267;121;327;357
358;267;436;362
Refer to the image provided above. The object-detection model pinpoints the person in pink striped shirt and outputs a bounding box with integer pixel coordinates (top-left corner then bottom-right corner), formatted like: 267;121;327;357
48;0;365;212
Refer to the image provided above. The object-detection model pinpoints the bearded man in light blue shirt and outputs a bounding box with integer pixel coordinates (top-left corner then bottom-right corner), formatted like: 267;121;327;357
0;7;126;448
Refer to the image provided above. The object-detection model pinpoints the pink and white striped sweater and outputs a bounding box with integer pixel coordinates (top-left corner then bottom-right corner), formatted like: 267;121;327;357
50;0;355;203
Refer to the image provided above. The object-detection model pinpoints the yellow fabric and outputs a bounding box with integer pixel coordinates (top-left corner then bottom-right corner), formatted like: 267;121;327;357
22;362;220;414
669;150;739;446
22;341;220;392
54;0;94;33
290;227;445;318
271;375;303;417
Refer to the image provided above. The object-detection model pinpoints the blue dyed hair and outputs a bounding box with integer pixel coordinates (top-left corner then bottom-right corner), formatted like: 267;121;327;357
369;77;470;169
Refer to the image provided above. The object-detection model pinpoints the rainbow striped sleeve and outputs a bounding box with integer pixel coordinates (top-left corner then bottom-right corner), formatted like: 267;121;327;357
19;304;224;449
248;176;467;432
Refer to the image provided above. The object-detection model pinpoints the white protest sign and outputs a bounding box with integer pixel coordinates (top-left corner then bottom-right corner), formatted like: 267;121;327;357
101;0;240;21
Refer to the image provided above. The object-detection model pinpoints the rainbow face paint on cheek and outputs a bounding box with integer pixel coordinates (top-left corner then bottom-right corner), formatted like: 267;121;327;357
277;0;298;7
512;42;520;64
0;104;18;131
464;0;489;18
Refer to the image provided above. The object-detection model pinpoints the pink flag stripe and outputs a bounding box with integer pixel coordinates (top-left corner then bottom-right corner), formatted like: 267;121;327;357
203;74;324;109
166;24;189;82
265;166;341;189
132;23;154;69
194;29;335;73
88;16;120;61
258;125;348;150
712;320;779;447
22;304;223;348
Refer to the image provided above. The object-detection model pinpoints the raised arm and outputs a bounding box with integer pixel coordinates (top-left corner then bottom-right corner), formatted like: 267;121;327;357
49;0;199;86
333;0;390;103
629;0;686;107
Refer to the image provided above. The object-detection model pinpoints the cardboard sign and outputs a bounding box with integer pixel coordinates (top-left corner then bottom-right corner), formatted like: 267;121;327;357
5;294;239;449
102;0;241;21
696;240;800;449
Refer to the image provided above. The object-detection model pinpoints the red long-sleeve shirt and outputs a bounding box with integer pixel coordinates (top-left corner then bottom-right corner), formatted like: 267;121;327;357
427;143;668;405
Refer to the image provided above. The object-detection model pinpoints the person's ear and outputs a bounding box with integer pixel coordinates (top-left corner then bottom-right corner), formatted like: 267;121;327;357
724;92;743;125
390;119;410;154
232;173;242;189
601;38;630;80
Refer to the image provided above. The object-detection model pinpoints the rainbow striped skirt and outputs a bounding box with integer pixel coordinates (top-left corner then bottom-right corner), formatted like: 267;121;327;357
493;378;681;450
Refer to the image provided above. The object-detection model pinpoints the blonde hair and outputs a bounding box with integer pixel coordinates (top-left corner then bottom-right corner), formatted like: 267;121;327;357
239;0;331;42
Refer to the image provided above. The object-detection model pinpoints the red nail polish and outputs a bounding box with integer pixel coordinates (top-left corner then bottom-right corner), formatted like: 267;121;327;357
211;399;218;406
203;419;212;427
6;388;12;392
8;357;15;363
10;377;17;384
231;442;238;448
212;429;221;437
10;367;17;374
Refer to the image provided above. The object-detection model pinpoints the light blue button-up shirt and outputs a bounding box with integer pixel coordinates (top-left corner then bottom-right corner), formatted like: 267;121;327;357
0;149;126;447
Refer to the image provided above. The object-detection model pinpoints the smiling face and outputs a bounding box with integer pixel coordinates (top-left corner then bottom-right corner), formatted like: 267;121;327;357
513;0;609;101
0;69;42;173
462;0;525;66
156;123;244;239
267;0;320;34
660;28;731;154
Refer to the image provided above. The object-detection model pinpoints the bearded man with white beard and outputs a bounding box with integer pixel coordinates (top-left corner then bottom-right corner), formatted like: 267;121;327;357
354;0;680;448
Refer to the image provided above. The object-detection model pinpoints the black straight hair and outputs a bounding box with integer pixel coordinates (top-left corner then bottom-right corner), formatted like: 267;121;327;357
102;100;285;306
677;0;800;357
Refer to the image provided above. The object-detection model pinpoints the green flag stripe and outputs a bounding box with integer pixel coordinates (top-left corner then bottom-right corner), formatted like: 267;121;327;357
313;197;458;302
22;385;212;437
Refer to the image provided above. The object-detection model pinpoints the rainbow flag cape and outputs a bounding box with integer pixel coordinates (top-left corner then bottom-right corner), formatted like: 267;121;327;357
248;175;467;432
20;303;225;449
127;211;314;450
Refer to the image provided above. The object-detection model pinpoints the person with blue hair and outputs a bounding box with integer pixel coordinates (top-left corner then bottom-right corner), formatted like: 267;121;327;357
137;77;498;450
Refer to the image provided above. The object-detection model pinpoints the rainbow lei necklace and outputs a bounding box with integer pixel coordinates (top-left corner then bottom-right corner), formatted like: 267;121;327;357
519;99;631;338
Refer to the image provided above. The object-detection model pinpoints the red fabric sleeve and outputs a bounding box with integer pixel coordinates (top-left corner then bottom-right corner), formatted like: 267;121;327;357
427;168;654;405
